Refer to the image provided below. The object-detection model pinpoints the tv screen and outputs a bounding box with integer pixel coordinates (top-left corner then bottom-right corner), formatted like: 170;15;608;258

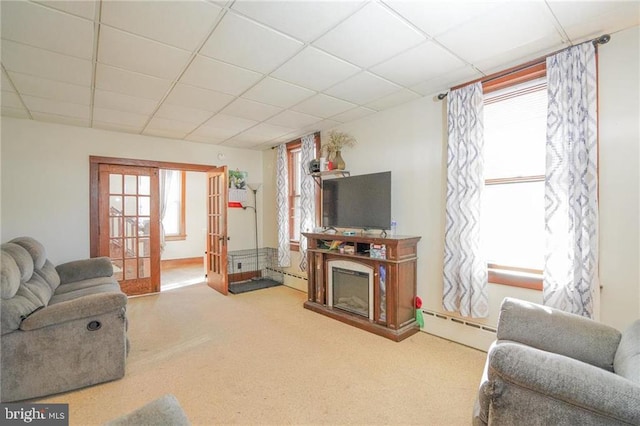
322;172;391;230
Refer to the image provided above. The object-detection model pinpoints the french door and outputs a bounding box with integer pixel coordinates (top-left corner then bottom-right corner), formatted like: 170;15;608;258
206;166;228;295
98;164;160;296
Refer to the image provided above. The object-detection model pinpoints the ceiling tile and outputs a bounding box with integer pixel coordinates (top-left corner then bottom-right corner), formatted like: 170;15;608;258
180;55;263;96
101;1;222;51
227;122;294;145
329;106;377;123
1;40;92;86
325;72;401;105
22;95;90;119
242;77;315;108
94;89;158;115
155;104;212;125
95;64;172;101
1;91;24;109
410;66;483;97
230;1;364;42
436;2;563;65
365;89;422;111
266;110;322;129
548;2;640;42
292;94;357;118
220;98;282;121
144;116;196;138
371;41;467;87
164;84;235;113
197;113;258;139
93;121;144;134
200;12;303;73
143;127;190;140
9;72;91;105
30;112;90;127
313;2;425;68
33;1;97;20
93;107;150;128
1;71;16;92
385;1;501;37
1;1;94;59
2;107;30;119
98;26;192;80
184;133;225;145
272;46;360;92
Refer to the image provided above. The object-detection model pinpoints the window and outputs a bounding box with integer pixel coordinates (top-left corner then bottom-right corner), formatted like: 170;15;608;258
286;133;320;250
161;169;186;240
288;142;302;246
481;66;547;290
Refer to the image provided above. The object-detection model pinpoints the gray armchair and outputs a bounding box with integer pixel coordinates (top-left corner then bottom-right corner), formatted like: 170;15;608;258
474;297;640;425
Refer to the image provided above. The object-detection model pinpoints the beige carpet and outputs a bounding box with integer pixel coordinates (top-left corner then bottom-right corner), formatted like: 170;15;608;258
37;284;486;425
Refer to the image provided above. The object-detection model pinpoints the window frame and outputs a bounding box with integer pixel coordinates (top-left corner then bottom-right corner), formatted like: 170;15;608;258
286;133;321;251
163;169;187;241
482;62;547;291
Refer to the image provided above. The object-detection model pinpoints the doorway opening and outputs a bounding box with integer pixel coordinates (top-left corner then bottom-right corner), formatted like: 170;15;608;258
90;156;229;296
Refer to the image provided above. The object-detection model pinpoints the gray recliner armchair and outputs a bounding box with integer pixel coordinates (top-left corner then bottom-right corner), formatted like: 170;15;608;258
474;297;640;425
1;237;128;402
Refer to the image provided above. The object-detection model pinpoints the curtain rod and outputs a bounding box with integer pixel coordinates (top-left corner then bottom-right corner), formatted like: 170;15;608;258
436;34;611;100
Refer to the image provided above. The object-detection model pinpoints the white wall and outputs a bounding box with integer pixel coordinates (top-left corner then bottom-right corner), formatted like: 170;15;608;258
262;25;640;349
1;118;263;264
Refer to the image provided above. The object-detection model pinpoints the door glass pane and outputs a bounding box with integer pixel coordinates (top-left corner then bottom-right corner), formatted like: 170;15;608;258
124;259;137;279
124;175;137;194
109;174;122;194
124;238;137;258
139;238;150;257
124;218;137;237
110;196;123;215
139;196;150;216
110;217;122;238
124;196;137;216
112;260;123;281
110;239;123;259
138;176;150;195
138;218;150;236
139;258;150;278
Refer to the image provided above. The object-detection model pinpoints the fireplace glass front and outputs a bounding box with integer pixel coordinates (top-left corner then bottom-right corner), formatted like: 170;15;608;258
331;267;370;318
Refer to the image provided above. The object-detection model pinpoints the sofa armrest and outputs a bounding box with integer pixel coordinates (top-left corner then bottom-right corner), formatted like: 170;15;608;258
19;292;126;331
497;297;621;371
56;257;113;285
489;342;640;425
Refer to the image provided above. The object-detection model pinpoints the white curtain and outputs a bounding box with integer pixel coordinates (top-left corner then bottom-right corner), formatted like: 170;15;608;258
442;82;489;318
544;42;599;318
276;144;291;267
159;169;175;253
298;133;316;271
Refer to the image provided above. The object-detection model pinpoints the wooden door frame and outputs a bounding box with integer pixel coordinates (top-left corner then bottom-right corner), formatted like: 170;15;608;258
89;156;220;258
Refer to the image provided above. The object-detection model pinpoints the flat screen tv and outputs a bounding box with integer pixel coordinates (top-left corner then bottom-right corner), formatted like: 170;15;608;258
322;171;391;231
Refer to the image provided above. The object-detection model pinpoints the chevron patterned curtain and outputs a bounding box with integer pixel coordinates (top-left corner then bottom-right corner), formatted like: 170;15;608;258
276;144;291;267
298;133;316;271
544;42;599;318
443;82;489;318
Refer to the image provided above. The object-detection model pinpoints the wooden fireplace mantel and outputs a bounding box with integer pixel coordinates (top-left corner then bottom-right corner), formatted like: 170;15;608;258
302;232;421;342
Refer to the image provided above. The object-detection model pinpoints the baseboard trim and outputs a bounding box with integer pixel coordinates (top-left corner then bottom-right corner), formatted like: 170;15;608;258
161;257;203;269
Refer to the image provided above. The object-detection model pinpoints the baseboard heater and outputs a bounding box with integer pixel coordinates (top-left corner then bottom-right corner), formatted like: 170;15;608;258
422;309;497;334
276;269;308;281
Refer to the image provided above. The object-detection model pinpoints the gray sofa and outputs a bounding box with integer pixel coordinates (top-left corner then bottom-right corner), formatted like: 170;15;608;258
474;297;640;425
1;237;128;402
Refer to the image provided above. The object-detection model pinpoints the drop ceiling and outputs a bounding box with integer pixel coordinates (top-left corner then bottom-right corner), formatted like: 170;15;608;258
1;1;638;150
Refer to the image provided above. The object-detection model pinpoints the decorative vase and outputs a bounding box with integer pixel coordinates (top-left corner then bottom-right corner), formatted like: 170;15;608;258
333;150;346;170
